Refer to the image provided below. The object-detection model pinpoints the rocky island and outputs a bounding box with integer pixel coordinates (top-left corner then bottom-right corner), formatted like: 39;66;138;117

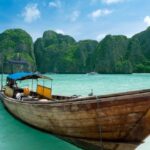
1;27;150;74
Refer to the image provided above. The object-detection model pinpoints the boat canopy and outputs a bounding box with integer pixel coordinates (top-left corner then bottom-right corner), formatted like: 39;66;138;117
7;72;52;81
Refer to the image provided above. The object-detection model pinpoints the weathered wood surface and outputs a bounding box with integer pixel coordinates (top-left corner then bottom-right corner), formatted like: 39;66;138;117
1;89;150;150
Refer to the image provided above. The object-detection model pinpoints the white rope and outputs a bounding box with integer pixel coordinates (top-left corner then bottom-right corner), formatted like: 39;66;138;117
96;96;103;150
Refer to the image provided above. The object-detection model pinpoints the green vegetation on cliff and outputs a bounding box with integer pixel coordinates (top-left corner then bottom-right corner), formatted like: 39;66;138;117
126;27;150;73
1;27;150;73
0;29;36;73
94;35;131;73
34;30;76;73
34;31;98;73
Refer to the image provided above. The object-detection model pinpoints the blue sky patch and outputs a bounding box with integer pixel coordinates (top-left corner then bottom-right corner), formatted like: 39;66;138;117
0;0;150;41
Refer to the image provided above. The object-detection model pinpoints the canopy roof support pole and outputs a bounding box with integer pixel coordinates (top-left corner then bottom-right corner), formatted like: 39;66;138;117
1;56;3;91
31;79;33;91
51;80;52;89
43;79;44;95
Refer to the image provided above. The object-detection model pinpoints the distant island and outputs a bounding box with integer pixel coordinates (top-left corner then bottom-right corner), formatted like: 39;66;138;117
0;27;150;74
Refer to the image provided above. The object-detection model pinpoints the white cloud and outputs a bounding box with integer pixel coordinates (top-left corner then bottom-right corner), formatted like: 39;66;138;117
144;16;150;26
102;0;124;4
96;33;106;41
69;11;80;22
49;0;61;8
90;9;112;20
22;3;40;23
55;29;65;34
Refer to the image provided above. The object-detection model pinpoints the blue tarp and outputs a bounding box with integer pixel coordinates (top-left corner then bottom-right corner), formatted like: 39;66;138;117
7;72;52;81
7;72;36;80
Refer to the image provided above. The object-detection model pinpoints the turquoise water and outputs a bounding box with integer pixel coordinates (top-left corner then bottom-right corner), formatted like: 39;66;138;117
1;74;150;150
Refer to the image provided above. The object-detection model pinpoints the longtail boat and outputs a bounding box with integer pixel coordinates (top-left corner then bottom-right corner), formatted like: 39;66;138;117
0;72;150;150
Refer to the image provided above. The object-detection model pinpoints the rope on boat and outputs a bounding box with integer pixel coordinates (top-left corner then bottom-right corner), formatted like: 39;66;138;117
96;96;103;150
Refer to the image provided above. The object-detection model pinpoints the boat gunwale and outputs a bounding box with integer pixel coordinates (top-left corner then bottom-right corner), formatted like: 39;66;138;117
1;88;150;105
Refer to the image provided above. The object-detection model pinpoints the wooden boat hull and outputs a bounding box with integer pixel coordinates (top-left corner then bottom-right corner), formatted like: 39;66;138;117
1;89;150;150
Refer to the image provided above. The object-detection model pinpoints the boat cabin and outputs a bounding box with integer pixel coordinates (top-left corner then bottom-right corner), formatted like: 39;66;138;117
4;72;72;101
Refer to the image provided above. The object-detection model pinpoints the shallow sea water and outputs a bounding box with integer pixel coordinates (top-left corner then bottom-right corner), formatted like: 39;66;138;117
0;73;150;150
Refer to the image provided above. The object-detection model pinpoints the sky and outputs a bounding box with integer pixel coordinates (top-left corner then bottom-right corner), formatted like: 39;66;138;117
0;0;150;41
